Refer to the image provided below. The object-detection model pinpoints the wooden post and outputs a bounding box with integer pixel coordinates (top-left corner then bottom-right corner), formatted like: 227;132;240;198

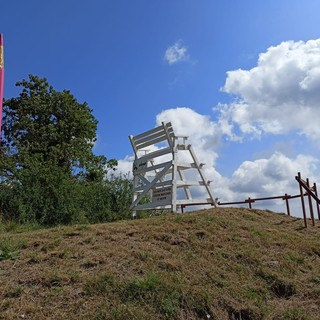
284;193;290;216
313;183;320;220
248;197;252;209
298;172;307;228
307;178;315;226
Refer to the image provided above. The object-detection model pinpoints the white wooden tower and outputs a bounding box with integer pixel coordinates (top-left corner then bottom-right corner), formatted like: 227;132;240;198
129;122;217;216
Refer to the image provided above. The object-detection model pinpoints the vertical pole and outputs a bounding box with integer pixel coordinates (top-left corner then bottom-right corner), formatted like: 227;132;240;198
306;178;315;226
298;172;307;228
171;137;177;213
284;193;290;216
248;197;252;209
0;34;4;141
313;183;320;220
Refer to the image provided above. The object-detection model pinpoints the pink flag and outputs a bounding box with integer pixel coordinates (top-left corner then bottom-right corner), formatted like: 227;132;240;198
0;34;4;138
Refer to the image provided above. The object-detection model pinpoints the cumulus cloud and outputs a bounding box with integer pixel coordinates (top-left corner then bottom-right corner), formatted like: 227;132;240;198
230;152;318;195
220;38;320;140
116;106;320;216
164;40;189;65
156;107;220;167
116;38;320;217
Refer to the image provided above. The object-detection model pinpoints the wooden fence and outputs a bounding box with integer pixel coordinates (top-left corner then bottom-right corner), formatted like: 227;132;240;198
181;172;320;228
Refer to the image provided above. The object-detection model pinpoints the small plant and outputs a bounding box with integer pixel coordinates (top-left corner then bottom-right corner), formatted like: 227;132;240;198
4;286;24;298
286;253;305;264
134;250;148;262
84;274;116;296
174;216;184;223
27;252;40;264
0;238;23;260
160;290;181;320
124;273;160;300
280;308;307;320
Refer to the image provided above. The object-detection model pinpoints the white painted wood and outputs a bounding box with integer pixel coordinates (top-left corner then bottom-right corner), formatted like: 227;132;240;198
129;122;217;214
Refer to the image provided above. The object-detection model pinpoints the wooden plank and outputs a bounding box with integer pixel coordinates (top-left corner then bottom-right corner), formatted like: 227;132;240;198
132;124;165;140
136;147;172;161
133;131;168;146
176;199;213;204
133;160;172;175
135;134;169;149
176;180;206;186
133;180;172;192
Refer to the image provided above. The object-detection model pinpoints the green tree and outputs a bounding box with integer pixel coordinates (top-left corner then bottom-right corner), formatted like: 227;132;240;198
0;75;117;225
2;75;99;174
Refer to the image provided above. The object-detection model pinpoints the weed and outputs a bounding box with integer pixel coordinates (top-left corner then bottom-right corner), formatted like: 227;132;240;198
0;238;24;260
280;308;307;320
0;300;10;312
27;252;40;264
160;290;181;320
84;274;116;296
68;270;80;283
244;287;266;304
64;231;81;237
44;275;62;287
0;221;41;233
203;214;217;222
40;237;61;253
231;233;241;242
4;286;24;298
250;227;266;237
286;253;305;264
174;216;184;223
83;236;94;244
124;273;160;300
182;292;212;319
217;219;230;229
134;250;148;262
76;224;89;231
110;303;150;320
256;269;296;298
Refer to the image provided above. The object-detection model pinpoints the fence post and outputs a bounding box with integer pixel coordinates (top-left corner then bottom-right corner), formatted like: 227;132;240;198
297;172;308;228
247;197;250;209
284;193;290;216
306;178;315;226
313;182;320;220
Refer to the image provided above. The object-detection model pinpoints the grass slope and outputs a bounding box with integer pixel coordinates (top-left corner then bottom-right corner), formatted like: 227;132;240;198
0;208;319;320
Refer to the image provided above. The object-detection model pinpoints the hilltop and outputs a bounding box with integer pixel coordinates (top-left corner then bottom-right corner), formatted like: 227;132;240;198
0;208;319;319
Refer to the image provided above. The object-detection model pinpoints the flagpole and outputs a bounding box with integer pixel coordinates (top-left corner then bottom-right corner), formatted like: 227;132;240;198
0;34;4;142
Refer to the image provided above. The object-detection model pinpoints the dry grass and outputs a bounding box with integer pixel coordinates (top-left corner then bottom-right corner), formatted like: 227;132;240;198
0;207;319;319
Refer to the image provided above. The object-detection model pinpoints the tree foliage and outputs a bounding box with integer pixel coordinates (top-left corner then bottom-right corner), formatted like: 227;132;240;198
0;75;132;225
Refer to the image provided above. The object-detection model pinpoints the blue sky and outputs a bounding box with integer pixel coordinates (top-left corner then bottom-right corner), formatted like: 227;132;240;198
1;1;320;215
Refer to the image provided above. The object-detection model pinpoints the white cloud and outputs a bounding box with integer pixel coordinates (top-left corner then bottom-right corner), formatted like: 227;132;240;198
109;155;134;179
220;38;320;140
156;107;220;167
116;38;320;217
230;152;319;196
164;40;189;65
117;107;320;217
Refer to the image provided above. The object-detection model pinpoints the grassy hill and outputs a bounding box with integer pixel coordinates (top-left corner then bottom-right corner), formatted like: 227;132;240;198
0;208;319;320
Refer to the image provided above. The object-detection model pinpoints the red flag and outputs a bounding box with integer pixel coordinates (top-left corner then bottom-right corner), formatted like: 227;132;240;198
0;34;4;138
